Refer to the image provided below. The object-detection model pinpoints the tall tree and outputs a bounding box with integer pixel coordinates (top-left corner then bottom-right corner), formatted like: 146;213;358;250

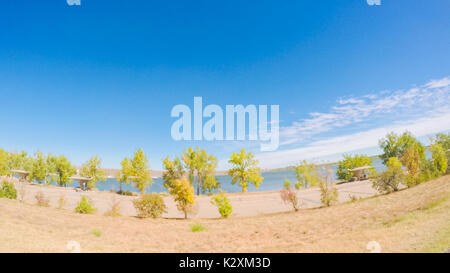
379;131;425;164
29;151;48;183
129;148;152;194
295;160;319;188
50;155;76;187
228;149;264;192
162;156;185;190
429;142;448;175
80;155;107;190
116;157;133;192
168;178;195;219
194;149;220;195
181;147;220;195
433;133;450;174
0;149;10;176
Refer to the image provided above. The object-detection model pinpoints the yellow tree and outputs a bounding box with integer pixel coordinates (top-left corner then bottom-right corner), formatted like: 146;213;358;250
116;157;133;192
401;143;421;187
129;148;152;194
80;155;107;190
169;178;195;219
295;160;319;189
228;149;263;192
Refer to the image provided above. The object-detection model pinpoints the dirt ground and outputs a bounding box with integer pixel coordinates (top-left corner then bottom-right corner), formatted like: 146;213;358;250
0;175;449;253
1;178;379;218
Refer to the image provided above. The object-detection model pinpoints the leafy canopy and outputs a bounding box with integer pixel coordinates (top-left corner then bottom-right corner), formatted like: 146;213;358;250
227;149;264;193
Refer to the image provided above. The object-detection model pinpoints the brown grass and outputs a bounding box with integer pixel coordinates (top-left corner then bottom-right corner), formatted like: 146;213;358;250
0;175;449;253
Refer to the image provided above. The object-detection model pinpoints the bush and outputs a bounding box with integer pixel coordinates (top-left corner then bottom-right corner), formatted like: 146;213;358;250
280;188;300;211
0;181;17;199
75;196;96;214
372;157;404;193
190;223;206;232
133;193;167;218
210;193;232;218
117;190;135;196
319;181;338;207
35;191;50;207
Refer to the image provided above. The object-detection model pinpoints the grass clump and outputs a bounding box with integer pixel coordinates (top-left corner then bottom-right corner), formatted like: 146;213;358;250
75;196;96;214
0;181;17;199
190;223;206;232
35;191;50;207
90;230;102;237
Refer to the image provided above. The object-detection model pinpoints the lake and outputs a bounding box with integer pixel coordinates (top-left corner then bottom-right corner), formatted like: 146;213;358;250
60;157;387;194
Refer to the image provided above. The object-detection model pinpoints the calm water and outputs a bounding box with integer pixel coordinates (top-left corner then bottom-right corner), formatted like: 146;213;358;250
52;157;386;194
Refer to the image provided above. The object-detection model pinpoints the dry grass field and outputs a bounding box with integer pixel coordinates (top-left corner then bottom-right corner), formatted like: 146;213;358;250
0;175;449;253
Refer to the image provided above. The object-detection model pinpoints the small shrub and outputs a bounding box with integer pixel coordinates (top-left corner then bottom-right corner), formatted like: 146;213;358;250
117;190;135;196
190;223;206;232
210;193;232;218
318;169;338;207
90;230;102;237
35;191;50;207
75;196;96;214
0;181;17;199
57;194;67;209
133;193;167;218
280;188;300;211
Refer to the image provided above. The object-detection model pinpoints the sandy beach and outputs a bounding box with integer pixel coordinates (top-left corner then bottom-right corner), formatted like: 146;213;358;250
9;178;379;219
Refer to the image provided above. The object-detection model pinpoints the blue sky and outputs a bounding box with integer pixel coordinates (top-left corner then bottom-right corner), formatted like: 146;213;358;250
0;0;449;170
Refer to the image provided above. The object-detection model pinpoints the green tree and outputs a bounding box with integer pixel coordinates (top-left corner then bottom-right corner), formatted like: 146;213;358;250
401;143;422;186
129;148;152;194
80;155;107;190
433;133;450;174
116;157;133;192
336;154;373;181
49;155;76;187
162;156;185;190
373;157;404;192
295;160;319;188
182;147;220;195
195;149;220;195
8;151;33;173
429;142;448;175
379;131;425;164
169;178;196;219
29;151;49;183
228;149;264;192
0;149;10;176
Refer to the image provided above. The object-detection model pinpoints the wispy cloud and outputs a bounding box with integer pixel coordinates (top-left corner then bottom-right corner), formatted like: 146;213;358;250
280;77;450;146
254;76;450;168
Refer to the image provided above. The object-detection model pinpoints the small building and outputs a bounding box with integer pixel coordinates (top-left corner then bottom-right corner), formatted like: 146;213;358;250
10;170;30;181
347;166;374;181
69;175;91;191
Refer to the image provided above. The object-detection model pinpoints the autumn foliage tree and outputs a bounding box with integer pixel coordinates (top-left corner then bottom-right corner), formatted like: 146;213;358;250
169;178;196;219
228;149;264;192
80;155;107;190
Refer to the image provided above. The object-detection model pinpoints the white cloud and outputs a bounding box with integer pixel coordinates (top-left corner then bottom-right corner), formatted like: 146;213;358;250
256;110;450;169
279;77;450;146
